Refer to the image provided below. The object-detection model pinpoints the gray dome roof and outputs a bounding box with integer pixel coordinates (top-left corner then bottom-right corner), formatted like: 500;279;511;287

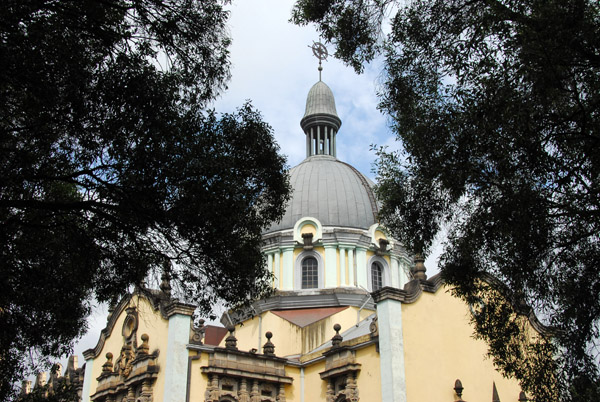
267;155;379;233
303;81;339;119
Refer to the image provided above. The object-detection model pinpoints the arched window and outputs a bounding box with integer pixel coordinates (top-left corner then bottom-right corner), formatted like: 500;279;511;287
294;251;324;290
301;256;319;289
371;262;383;291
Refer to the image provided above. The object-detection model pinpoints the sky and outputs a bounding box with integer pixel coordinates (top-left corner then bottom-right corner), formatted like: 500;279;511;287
68;0;442;367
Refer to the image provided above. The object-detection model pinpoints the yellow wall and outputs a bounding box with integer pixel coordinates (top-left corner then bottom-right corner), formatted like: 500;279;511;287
188;350;210;401
303;359;329;400
355;344;382;401
224;306;375;357
88;296;171;401
401;287;523;401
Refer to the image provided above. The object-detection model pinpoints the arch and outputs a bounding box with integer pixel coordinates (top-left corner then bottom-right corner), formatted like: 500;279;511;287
367;255;391;292
293;216;323;244
294;250;324;290
368;223;394;249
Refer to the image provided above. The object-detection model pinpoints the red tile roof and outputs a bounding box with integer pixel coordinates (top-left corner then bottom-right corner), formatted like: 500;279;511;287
203;325;228;346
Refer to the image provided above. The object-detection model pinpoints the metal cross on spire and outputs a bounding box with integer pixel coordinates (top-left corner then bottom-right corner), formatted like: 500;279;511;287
310;41;328;81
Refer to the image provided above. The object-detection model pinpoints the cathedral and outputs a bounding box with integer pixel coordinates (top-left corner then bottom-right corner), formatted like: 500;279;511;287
39;76;540;402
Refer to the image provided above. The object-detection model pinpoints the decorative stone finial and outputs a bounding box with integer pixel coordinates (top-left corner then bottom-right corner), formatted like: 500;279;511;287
412;253;427;280
519;391;528;401
160;260;172;298
137;334;150;356
191;319;206;344
102;353;113;374
225;325;238;350
331;324;343;348
263;331;275;356
454;379;464;399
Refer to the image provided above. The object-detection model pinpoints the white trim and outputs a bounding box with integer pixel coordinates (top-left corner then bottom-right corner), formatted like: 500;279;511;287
282;247;294;290
293;217;323;244
324;245;337;288
356;247;368;288
367;223;394;249
367;255;391;291
378;299;408;402
81;358;94;402
164;314;191;402
294;250;325;290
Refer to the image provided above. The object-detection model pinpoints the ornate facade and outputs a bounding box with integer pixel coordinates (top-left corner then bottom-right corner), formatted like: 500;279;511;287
65;77;544;402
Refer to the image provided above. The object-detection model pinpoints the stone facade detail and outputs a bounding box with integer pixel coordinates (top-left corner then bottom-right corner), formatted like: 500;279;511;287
320;326;361;402
201;340;293;402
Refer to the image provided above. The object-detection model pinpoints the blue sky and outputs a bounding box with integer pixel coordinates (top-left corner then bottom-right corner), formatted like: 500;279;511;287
211;0;398;179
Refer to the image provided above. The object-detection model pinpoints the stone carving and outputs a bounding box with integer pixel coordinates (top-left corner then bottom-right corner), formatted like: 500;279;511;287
91;334;159;402
191;318;206;344
117;344;135;378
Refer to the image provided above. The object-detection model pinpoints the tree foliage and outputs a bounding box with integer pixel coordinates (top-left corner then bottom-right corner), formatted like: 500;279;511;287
1;0;289;398
293;0;600;400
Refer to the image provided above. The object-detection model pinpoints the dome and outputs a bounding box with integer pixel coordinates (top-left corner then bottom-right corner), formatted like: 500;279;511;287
266;155;379;233
302;81;339;119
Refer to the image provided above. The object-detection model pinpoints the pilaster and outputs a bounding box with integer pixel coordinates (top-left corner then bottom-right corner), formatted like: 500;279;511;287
281;246;295;290
163;314;192;402
355;247;368;288
377;297;407;402
81;358;94;402
324;245;337;288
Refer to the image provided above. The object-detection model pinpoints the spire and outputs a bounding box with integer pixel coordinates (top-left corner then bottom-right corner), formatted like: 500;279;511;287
302;43;342;158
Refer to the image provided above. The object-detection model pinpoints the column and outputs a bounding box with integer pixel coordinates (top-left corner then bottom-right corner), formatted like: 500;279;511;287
306;131;310;157
317;126;321;154
281;247;294;290
339;247;346;285
267;253;273;287
333;130;337;156
391;256;400;288
164;314;192;402
356;247;368;288
324;245;337;288
377;297;407;402
347;248;355;286
273;251;280;289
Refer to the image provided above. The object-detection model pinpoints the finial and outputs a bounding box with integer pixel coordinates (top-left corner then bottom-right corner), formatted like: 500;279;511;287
263;331;275;355
331;323;343;348
102;353;113;374
412;253;427;280
137;334;150;356
191;319;206;344
225;325;238;350
160;259;172;298
454;379;464;400
310;41;328;81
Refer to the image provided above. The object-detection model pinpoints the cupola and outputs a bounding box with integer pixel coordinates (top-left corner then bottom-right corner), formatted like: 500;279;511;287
300;80;342;157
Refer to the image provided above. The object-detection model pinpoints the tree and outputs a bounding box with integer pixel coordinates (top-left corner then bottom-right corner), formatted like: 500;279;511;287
1;1;289;399
292;0;600;400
